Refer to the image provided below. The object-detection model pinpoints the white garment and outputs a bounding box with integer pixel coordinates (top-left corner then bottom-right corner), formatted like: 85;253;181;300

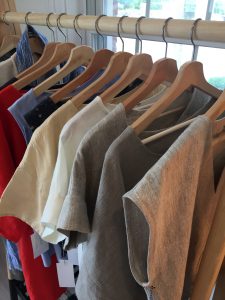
41;96;115;243
0;53;18;86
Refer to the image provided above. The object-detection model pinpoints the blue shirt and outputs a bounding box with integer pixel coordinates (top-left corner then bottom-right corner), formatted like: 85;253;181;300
16;25;47;73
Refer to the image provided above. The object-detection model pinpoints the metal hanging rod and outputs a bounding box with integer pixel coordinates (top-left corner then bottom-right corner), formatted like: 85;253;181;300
1;11;225;49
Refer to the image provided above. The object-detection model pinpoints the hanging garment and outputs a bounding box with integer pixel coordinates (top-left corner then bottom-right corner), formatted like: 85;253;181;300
57;103;128;248
180;128;225;299
0;85;65;300
56;87;216;248
122;116;212;300
75;115;211;300
8;87;81;287
41;97;115;244
0;101;79;235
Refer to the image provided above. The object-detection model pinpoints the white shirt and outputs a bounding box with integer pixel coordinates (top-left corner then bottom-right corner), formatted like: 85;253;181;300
41;96;115;243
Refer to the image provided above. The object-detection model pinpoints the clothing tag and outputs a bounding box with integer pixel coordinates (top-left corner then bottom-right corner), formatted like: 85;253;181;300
56;261;75;287
67;248;79;265
78;244;84;267
31;232;49;259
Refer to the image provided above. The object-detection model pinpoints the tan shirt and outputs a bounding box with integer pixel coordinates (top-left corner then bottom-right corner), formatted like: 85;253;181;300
0;101;78;235
123;116;212;300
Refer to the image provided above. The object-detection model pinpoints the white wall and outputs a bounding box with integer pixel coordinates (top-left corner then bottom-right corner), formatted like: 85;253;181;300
15;0;87;44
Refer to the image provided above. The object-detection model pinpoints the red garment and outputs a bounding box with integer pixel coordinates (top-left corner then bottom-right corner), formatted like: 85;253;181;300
0;85;65;300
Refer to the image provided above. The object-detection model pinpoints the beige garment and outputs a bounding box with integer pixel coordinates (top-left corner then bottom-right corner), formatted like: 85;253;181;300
0;101;78;236
0;53;18;86
123;116;212;300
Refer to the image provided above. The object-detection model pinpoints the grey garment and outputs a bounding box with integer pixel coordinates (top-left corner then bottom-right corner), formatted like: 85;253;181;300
56;87;216;299
74;121;195;300
122;117;212;300
139;87;216;138
176;87;216;122
57;104;128;248
76;121;161;300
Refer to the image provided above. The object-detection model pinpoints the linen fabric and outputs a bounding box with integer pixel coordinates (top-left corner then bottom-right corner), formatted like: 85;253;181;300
75;116;211;300
122;116;212;300
0;101;79;237
57;88;216;248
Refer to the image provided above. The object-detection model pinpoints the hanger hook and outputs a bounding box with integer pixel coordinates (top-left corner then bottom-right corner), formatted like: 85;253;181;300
25;11;32;26
135;16;145;54
118;15;128;52
46;13;55;42
95;14;106;49
73;14;83;45
162;17;173;58
2;10;10;25
190;18;201;61
57;13;67;43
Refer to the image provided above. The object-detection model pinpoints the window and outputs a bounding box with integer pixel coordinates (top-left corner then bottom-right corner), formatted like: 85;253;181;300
101;0;225;89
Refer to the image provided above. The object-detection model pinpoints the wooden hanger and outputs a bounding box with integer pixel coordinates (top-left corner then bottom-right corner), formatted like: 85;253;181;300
13;43;75;91
71;51;133;108
132;61;221;135
206;87;225;121
100;53;153;104
16;42;60;79
33;45;94;97
123;58;178;111
141;85;224;145
51;49;114;103
0;35;20;58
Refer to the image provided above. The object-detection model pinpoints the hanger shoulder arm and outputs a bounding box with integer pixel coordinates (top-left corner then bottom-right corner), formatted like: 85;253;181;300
101;53;153;103
33;46;94;97
16;42;60;80
13;43;75;91
51;49;114;103
123;58;178;111
132;61;222;134
71;51;132;107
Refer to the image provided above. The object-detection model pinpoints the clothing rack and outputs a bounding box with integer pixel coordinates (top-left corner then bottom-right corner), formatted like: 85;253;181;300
1;8;225;300
1;12;225;49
